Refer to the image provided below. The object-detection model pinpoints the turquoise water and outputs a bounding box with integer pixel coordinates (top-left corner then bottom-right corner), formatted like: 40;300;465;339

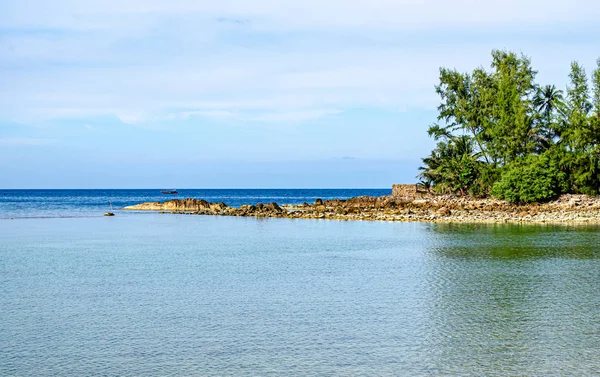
0;189;391;219
2;213;600;376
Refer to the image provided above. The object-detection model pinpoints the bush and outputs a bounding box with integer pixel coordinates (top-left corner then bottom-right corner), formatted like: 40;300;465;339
569;151;600;196
492;154;568;203
469;164;500;198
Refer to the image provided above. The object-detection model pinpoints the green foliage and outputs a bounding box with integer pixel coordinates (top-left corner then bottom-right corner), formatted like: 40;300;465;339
591;59;600;139
492;154;568;203
532;84;564;149
419;136;482;195
487;50;538;163
569;150;600;196
592;58;600;118
469;163;500;198
564;62;593;151
419;50;600;201
429;50;538;166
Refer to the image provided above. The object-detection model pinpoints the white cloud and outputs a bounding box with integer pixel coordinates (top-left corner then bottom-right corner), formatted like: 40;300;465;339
250;109;343;122
0;138;56;146
0;0;598;126
115;111;147;125
163;108;342;123
164;110;239;121
2;0;598;32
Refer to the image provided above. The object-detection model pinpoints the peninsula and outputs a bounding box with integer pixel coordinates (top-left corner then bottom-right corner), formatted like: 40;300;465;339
124;184;600;223
126;50;600;223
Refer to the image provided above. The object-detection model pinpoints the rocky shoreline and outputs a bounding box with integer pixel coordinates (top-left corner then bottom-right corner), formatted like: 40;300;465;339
123;194;600;223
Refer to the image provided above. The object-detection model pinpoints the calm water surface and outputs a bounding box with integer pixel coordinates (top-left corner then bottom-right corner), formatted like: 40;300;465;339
1;201;600;375
0;189;391;219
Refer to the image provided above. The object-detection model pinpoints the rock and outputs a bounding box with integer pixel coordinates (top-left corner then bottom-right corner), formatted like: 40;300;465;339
568;197;582;208
122;192;600;224
264;202;283;212
238;205;254;215
437;207;451;216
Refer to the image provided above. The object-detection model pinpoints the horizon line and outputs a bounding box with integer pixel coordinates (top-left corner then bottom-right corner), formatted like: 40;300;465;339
1;187;400;190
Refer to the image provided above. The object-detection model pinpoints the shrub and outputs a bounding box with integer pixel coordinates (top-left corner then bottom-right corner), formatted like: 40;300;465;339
492;154;568;203
569;151;600;196
469;164;500;198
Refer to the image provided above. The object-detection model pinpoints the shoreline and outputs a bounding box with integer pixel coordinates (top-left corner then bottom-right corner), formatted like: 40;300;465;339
123;193;600;224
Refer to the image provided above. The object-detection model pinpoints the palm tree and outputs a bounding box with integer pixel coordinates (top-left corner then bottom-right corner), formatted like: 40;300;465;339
418;135;481;195
534;85;564;117
533;85;565;144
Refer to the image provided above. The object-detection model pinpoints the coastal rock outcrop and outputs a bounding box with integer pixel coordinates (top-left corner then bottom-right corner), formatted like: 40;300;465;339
124;193;600;223
125;199;288;218
126;199;227;212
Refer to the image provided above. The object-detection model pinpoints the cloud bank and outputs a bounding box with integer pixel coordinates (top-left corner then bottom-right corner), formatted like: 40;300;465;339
1;0;599;126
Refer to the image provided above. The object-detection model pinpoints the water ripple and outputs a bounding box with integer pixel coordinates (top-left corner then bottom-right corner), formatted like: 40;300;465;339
1;217;600;375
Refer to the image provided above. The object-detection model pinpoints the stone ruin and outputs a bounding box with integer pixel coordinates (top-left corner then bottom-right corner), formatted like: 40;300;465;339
391;184;428;200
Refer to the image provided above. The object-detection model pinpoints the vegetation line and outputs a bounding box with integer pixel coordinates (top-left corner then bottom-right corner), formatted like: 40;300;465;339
419;50;600;203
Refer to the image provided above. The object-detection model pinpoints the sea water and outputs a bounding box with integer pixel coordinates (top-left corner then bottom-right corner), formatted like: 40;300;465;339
1;190;600;376
0;189;391;219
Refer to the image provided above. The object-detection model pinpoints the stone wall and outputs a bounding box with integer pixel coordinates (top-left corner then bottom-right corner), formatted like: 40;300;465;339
392;184;427;199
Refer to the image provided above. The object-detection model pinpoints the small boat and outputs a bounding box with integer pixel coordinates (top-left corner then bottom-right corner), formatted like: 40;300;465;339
161;189;178;194
104;201;115;216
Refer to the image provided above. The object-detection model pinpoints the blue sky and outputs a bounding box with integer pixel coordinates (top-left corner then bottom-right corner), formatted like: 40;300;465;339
1;0;599;188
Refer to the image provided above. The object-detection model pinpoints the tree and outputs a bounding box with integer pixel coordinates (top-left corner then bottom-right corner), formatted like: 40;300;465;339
485;51;537;164
592;58;600;125
418;135;482;196
562;62;600;194
430;67;495;164
419;51;600;199
564;62;593;151
533;84;564;147
592;58;600;118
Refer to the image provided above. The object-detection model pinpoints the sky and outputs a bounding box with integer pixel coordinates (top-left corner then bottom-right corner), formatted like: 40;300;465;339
1;0;599;188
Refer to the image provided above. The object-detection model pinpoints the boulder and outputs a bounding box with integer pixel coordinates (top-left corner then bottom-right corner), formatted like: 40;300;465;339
264;202;283;213
437;207;451;217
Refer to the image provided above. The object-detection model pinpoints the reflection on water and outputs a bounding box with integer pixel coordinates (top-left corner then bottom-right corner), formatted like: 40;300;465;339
1;217;599;376
428;222;600;259
424;223;600;375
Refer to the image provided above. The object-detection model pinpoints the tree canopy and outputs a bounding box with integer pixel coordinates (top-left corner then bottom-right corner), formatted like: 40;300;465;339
419;50;600;203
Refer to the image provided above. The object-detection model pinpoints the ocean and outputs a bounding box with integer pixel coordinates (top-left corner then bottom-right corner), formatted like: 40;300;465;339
1;189;600;376
0;189;391;219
